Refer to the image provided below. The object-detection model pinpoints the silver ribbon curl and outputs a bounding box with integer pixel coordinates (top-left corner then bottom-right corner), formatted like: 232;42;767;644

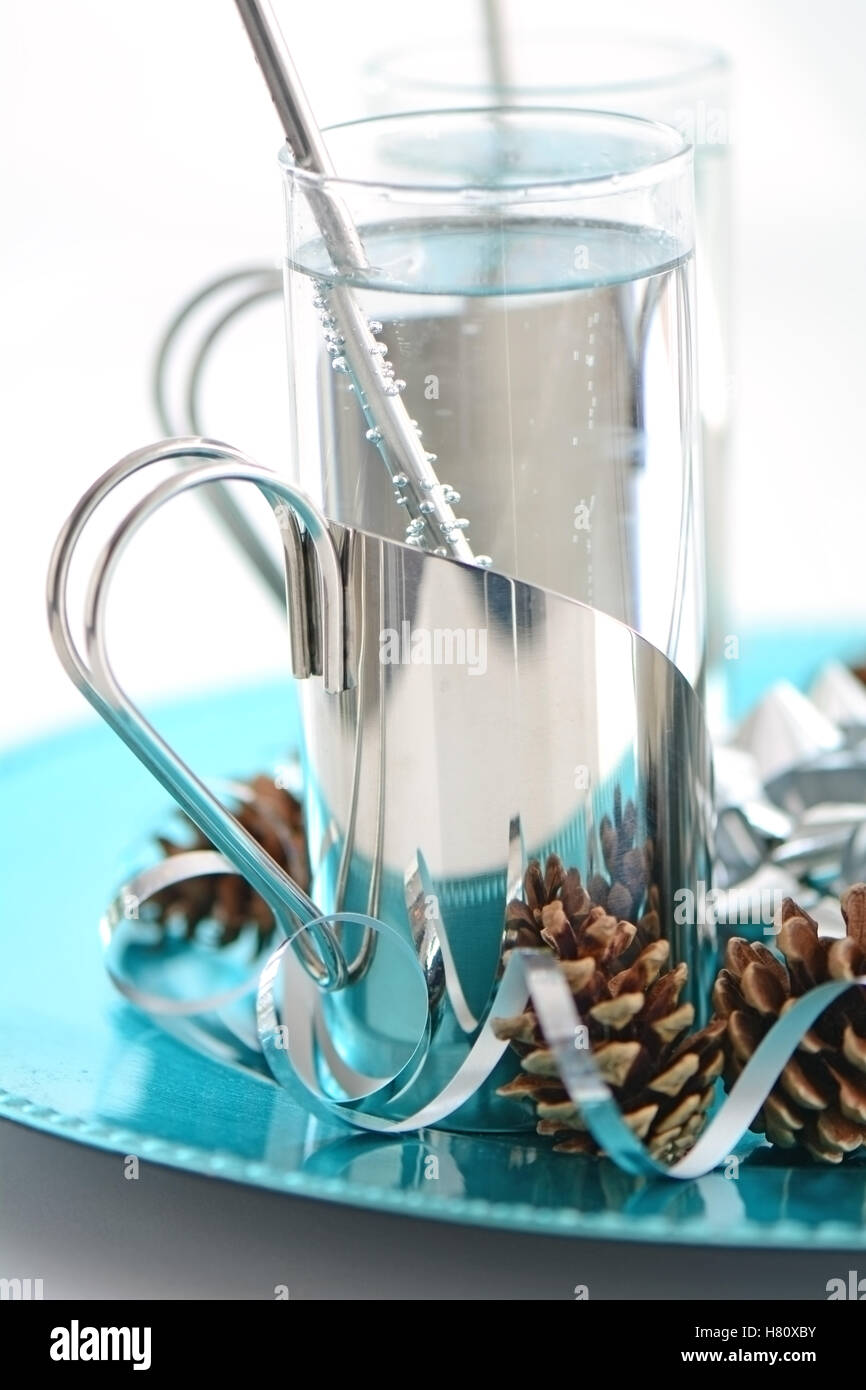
103;855;866;1178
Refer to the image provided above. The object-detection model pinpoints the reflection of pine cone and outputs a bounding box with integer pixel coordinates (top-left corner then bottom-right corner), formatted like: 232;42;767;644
591;788;654;926
508;789;654;929
495;855;726;1162
715;885;866;1163
505;847;660;957
152;775;309;947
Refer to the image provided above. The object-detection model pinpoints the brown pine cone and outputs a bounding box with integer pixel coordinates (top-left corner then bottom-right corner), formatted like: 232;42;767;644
152;775;310;947
715;885;866;1164
495;854;726;1163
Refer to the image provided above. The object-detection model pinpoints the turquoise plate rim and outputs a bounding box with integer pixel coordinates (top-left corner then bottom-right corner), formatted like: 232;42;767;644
5;1087;864;1250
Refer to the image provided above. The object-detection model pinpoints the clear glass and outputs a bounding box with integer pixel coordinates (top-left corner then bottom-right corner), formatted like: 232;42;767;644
281;108;704;688
366;33;731;700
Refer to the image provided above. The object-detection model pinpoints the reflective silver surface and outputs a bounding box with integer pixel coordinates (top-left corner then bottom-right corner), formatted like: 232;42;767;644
49;437;713;1131
301;512;714;1123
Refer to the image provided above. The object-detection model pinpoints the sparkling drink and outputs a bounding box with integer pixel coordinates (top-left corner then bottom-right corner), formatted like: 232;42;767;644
286;214;703;686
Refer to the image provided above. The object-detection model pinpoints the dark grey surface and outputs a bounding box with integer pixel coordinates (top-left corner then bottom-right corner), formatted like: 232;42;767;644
0;1118;849;1300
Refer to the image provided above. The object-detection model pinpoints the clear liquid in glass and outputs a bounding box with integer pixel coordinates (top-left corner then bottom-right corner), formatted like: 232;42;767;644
286;215;704;686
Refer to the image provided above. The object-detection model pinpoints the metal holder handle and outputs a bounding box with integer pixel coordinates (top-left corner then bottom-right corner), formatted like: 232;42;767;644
47;436;352;989
152;266;285;603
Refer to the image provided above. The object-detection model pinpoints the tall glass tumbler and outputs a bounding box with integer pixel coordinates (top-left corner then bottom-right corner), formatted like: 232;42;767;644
366;34;731;710
281;108;704;688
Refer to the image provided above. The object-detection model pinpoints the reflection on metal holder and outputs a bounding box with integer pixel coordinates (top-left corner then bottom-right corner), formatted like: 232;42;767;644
49;436;713;1133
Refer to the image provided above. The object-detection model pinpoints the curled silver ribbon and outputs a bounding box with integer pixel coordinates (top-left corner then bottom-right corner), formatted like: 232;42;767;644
103;856;866;1178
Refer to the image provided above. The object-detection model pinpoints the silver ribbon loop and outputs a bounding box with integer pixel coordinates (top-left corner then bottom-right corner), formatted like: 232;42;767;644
103;855;866;1178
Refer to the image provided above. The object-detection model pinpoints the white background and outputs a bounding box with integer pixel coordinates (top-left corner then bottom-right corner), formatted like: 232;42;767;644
2;0;865;745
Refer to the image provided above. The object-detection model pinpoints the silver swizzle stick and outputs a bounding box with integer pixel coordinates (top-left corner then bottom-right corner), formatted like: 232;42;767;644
233;0;482;564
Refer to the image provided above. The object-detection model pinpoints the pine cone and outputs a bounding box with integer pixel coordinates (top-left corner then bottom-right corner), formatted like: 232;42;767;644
152;775;310;947
714;885;866;1163
495;854;726;1162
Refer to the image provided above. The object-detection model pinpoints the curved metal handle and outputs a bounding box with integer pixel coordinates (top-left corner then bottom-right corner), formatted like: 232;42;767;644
153;266;285;603
47;436;351;987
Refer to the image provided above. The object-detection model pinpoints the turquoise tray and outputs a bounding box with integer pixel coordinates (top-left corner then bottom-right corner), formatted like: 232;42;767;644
2;676;866;1249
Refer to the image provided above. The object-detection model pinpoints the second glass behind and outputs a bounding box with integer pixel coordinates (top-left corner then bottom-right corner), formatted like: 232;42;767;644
281;109;704;688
